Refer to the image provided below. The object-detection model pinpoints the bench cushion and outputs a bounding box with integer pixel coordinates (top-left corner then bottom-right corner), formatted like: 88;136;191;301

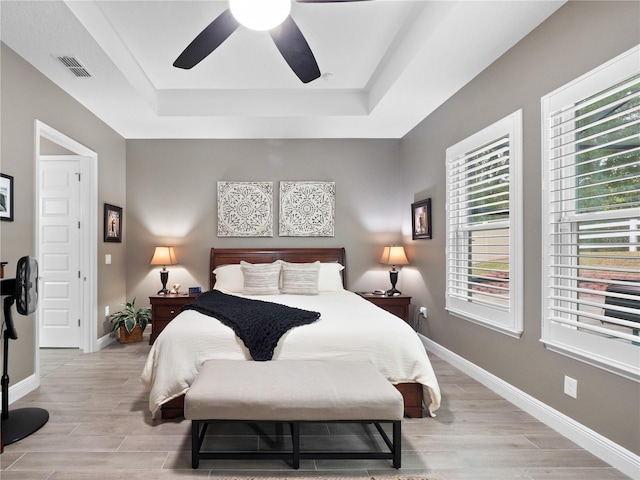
184;360;404;422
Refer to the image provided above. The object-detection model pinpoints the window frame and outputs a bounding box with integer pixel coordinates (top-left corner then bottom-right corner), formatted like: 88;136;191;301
445;110;524;337
541;45;640;382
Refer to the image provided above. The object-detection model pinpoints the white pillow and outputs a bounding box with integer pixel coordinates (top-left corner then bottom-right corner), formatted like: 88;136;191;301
213;264;244;293
318;262;345;291
281;261;320;295
241;261;281;295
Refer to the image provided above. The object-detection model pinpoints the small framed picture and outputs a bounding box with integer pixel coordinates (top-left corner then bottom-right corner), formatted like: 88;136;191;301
104;203;122;242
0;173;14;222
412;198;432;240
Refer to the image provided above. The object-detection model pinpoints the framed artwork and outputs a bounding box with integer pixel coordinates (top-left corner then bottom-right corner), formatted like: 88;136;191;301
412;198;432;240
0;174;14;222
104;203;122;242
279;181;335;237
217;181;273;237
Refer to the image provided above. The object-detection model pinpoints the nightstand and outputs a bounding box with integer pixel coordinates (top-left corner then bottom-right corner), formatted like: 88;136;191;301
149;294;198;344
356;292;412;323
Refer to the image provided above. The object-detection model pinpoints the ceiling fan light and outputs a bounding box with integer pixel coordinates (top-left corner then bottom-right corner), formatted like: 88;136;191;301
230;0;291;31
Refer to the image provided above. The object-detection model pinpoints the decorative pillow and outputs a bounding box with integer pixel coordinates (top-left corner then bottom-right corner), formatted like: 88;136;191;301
318;262;345;291
212;264;244;293
240;261;281;295
280;261;320;295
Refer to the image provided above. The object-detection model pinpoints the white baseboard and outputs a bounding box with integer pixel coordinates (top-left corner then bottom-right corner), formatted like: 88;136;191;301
0;373;39;414
1;334;114;413
96;332;115;351
421;335;640;479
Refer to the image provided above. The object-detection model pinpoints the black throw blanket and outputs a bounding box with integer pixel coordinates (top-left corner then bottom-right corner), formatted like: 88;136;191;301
181;290;321;361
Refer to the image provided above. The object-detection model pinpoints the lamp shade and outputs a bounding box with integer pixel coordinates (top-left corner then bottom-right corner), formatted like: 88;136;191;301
150;246;177;267
380;245;409;266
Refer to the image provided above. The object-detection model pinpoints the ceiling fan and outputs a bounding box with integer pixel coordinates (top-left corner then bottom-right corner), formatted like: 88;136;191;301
173;0;369;84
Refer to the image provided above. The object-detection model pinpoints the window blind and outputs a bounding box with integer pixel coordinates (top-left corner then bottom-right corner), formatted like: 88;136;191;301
542;45;640;380
546;72;640;343
448;135;511;309
446;111;523;336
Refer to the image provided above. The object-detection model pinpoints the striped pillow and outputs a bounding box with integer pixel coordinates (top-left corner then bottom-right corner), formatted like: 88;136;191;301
280;261;320;295
240;261;281;295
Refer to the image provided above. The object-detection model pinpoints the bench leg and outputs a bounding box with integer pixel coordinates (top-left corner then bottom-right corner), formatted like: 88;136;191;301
291;422;300;469
192;420;210;469
393;421;401;469
191;421;200;469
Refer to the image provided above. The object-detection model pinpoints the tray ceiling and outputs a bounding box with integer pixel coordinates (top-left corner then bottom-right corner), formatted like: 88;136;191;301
0;0;565;139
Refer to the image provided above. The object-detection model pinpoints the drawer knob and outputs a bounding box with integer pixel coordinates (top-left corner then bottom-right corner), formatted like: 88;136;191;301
170;310;175;314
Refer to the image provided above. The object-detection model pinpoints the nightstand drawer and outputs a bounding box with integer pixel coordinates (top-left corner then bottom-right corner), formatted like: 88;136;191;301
376;302;409;320
154;304;183;319
149;294;198;344
356;293;411;323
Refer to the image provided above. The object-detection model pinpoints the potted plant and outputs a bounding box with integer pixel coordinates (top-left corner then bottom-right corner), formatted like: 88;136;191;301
109;298;151;344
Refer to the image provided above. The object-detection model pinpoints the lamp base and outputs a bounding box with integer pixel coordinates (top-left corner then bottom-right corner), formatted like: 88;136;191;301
387;268;401;296
158;269;169;295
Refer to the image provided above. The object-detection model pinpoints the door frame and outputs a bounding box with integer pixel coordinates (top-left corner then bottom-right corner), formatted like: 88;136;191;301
35;121;98;357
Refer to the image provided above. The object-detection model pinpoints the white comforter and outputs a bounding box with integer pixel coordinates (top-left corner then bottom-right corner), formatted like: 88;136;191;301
141;290;441;417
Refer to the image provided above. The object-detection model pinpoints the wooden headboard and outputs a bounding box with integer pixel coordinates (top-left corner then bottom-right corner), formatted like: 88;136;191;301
209;247;347;291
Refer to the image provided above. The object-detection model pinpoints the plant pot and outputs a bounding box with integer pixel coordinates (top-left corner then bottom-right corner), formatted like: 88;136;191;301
118;324;143;344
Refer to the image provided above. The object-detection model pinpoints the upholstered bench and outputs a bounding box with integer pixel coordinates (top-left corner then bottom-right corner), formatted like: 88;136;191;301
184;360;404;469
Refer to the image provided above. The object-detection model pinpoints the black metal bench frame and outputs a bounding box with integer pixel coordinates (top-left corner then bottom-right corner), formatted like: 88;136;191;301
191;419;401;469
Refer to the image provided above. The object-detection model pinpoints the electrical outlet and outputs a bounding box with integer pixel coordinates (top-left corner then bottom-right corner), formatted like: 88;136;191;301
105;305;109;317
564;375;577;398
419;307;428;318
105;254;112;265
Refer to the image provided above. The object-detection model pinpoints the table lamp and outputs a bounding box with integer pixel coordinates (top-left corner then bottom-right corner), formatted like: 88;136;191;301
150;246;177;294
380;245;409;296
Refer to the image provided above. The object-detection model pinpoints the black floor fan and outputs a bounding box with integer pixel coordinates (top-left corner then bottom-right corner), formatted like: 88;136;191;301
1;256;49;446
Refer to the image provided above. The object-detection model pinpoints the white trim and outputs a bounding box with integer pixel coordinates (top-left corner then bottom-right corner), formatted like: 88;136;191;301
446;308;523;338
0;374;39;414
96;332;116;351
540;45;640;379
1;335;114;412
445;109;524;335
35;121;98;355
543;45;640;112
421;335;640;479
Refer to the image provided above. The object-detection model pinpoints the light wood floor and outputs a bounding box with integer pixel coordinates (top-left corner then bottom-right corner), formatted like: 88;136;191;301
0;341;630;479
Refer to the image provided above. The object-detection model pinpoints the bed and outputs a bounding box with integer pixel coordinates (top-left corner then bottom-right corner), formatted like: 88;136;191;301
141;247;441;419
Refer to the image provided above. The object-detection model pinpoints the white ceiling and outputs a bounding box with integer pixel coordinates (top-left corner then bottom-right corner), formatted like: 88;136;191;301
1;0;565;139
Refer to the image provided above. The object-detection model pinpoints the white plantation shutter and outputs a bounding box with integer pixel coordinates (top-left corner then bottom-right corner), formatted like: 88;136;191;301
542;45;640;380
446;110;523;336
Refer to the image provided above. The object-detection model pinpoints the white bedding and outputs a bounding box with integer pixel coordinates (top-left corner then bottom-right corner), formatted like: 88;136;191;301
141;290;441;418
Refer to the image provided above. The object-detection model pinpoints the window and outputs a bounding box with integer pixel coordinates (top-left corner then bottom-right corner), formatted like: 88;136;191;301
542;45;640;381
446;110;523;336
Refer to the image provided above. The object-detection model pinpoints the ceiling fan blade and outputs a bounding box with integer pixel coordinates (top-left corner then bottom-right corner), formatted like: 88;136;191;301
173;9;239;69
269;16;321;84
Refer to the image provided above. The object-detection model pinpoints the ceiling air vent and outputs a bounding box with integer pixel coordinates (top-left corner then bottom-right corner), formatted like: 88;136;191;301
55;55;92;78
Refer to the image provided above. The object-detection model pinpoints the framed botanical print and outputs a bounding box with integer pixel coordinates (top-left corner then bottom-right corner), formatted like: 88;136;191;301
412;198;432;239
104;203;122;242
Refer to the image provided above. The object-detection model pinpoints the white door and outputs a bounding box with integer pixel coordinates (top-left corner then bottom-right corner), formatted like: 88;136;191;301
38;156;82;348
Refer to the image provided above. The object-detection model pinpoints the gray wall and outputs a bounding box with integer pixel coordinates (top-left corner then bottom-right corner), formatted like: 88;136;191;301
0;43;127;383
400;1;640;454
125;139;404;302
